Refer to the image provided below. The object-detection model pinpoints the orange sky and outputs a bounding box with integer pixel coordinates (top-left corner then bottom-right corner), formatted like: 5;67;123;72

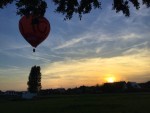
41;48;150;89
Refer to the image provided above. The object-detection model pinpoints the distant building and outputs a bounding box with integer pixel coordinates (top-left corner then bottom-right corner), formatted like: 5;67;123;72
0;90;3;95
127;82;141;89
4;90;21;96
102;81;127;92
22;92;37;99
139;81;150;89
54;88;66;93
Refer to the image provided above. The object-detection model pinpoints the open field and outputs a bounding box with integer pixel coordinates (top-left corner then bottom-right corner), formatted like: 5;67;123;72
0;93;150;113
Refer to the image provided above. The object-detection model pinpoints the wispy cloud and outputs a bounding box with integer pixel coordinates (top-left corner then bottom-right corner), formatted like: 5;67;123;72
41;47;150;88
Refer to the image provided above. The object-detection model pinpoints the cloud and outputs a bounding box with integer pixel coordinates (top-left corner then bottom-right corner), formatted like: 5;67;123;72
41;47;150;88
123;43;149;55
120;33;142;40
53;36;87;50
50;3;150;61
0;65;20;73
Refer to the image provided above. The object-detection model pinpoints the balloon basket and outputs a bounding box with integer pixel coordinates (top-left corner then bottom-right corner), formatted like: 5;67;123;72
33;48;35;52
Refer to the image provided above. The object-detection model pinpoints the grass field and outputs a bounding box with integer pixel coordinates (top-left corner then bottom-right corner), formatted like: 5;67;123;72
0;93;150;113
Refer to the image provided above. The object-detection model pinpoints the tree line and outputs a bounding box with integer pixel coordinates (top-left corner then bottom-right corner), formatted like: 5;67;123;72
27;66;150;95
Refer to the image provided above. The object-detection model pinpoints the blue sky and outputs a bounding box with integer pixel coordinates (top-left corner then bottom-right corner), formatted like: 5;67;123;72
0;0;150;91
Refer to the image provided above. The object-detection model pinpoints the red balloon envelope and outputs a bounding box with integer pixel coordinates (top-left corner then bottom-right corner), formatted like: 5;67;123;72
19;15;50;48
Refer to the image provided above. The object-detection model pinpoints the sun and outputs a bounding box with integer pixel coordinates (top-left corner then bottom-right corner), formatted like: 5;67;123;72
106;77;115;83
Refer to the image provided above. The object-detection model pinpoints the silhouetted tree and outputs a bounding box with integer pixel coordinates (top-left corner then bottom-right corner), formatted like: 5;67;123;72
27;66;42;93
0;0;150;20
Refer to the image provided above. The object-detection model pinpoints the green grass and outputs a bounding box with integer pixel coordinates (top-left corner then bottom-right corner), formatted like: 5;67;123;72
0;93;150;113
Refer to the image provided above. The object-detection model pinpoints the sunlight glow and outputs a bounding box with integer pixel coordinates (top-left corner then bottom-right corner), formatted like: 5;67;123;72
106;76;115;83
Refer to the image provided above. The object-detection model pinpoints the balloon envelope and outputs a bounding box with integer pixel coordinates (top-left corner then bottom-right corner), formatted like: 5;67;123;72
19;15;50;48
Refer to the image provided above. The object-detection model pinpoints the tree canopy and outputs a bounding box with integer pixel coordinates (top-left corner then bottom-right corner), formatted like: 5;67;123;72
0;0;150;20
27;66;42;93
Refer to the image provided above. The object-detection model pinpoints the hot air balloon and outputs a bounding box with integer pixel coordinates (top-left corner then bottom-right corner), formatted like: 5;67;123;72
19;15;50;52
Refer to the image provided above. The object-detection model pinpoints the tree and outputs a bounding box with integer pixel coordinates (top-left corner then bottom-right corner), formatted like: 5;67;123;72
27;65;42;93
0;0;150;20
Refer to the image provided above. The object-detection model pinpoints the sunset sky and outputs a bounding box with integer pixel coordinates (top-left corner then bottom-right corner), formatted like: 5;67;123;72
0;1;150;91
